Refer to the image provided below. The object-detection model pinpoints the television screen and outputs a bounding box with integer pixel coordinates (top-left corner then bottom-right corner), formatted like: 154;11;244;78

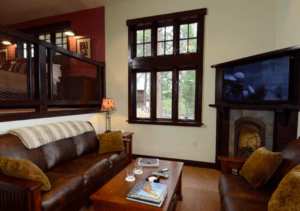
223;56;290;102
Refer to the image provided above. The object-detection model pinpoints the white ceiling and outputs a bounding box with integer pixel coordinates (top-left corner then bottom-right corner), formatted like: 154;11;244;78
0;0;133;25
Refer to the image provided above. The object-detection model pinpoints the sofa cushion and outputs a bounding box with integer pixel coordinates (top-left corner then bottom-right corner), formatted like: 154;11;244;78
98;131;125;154
268;165;300;211
72;131;98;157
80;151;127;168
219;174;273;204
221;197;268;211
42;172;84;211
0;134;47;172
40;137;77;171
51;155;111;186
240;147;283;189
0;157;51;191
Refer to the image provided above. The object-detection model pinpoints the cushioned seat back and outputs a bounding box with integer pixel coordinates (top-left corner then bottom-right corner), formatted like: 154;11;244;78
40;138;77;171
0;134;47;172
72;130;99;157
268;139;300;187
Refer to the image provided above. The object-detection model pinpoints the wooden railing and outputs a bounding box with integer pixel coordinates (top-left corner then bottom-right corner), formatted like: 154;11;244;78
0;25;105;122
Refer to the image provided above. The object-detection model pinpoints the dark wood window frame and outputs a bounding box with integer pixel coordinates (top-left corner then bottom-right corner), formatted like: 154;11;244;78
127;8;207;127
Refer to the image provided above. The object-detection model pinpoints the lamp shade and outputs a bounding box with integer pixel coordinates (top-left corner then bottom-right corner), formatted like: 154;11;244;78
100;98;116;112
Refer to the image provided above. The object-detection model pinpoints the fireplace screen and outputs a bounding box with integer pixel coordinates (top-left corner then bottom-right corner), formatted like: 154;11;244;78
234;117;266;158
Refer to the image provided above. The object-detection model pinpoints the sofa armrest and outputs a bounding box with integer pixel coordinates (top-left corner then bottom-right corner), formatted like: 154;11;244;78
0;173;42;211
218;156;247;175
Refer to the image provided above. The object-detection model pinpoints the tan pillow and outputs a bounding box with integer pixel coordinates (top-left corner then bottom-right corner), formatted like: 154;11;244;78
98;131;125;154
268;165;300;210
240;147;283;189
0;157;51;191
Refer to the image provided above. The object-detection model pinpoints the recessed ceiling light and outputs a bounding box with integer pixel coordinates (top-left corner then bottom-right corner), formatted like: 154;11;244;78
2;41;11;45
65;30;75;36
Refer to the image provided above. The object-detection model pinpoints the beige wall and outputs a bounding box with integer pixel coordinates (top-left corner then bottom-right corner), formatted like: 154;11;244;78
105;0;277;163
276;0;300;49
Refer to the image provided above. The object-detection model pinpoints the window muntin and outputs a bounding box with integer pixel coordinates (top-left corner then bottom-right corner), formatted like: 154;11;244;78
136;29;151;57
136;72;151;118
157;26;174;56
178;70;196;120
157;71;172;119
179;23;198;54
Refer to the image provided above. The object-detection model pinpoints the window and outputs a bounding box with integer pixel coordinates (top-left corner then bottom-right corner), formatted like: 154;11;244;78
136;29;151;57
127;8;206;126
157;26;174;55
179;23;198;54
39;33;51;43
55;32;68;49
23;43;34;58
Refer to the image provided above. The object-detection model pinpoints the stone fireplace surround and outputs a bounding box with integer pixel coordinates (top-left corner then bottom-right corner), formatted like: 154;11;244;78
229;110;274;157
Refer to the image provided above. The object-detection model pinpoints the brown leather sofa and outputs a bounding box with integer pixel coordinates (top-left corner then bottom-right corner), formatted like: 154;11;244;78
0;128;128;211
219;139;300;211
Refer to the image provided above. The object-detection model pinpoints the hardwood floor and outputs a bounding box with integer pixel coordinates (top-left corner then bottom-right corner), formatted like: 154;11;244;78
81;166;221;211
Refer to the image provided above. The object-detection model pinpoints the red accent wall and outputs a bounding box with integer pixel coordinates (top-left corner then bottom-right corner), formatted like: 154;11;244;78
9;7;105;62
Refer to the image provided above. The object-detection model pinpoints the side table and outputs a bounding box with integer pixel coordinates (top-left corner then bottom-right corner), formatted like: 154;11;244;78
122;132;134;163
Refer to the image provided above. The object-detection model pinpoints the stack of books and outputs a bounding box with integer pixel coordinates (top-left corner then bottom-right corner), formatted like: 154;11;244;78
126;180;168;207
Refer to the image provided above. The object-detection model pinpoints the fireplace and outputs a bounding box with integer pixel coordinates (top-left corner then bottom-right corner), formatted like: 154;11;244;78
229;109;274;158
234;117;266;157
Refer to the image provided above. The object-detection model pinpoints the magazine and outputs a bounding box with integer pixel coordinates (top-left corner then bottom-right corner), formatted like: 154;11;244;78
126;190;168;207
138;158;159;167
127;180;167;202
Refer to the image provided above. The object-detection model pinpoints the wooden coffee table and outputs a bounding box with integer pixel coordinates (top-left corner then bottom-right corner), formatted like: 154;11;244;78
90;159;183;211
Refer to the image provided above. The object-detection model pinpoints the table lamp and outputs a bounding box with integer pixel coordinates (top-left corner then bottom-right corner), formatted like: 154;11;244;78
100;98;116;133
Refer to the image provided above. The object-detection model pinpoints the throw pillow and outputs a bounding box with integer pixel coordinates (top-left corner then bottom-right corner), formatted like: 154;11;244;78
98;131;125;154
240;147;283;189
0;157;51;191
268;165;300;210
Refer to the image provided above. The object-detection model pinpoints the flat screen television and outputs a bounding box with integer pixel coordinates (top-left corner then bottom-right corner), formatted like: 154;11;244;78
223;56;290;102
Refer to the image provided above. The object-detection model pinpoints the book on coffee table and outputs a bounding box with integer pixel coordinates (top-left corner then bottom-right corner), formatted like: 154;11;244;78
138;158;159;167
126;180;168;207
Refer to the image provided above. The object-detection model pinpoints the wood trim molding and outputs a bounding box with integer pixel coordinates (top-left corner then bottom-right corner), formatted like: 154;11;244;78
132;154;216;169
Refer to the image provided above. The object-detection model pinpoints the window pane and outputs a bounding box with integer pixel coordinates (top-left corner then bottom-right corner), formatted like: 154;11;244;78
157;42;165;56
56;32;62;38
157;71;172;119
178;70;196;120
39;35;45;40
63;32;67;37
63;38;67;43
137;44;144;57
144;44;151;56
46;34;51;40
144;29;151;42
166;26;173;40
188;39;197;53
63;44;68;49
56;39;62;44
137;30;144;44
180;40;188;54
180;24;188;39
189;23;198;38
136;72;151;118
157;27;165;41
165;41;173;55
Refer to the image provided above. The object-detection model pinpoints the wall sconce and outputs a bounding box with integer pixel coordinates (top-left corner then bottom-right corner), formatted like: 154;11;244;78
65;29;75;36
2;41;11;45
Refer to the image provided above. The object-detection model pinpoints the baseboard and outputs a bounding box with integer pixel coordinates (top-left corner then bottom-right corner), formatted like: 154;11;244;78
132;154;216;169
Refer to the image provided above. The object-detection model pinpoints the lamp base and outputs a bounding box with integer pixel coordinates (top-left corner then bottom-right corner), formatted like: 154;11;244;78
104;130;112;133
